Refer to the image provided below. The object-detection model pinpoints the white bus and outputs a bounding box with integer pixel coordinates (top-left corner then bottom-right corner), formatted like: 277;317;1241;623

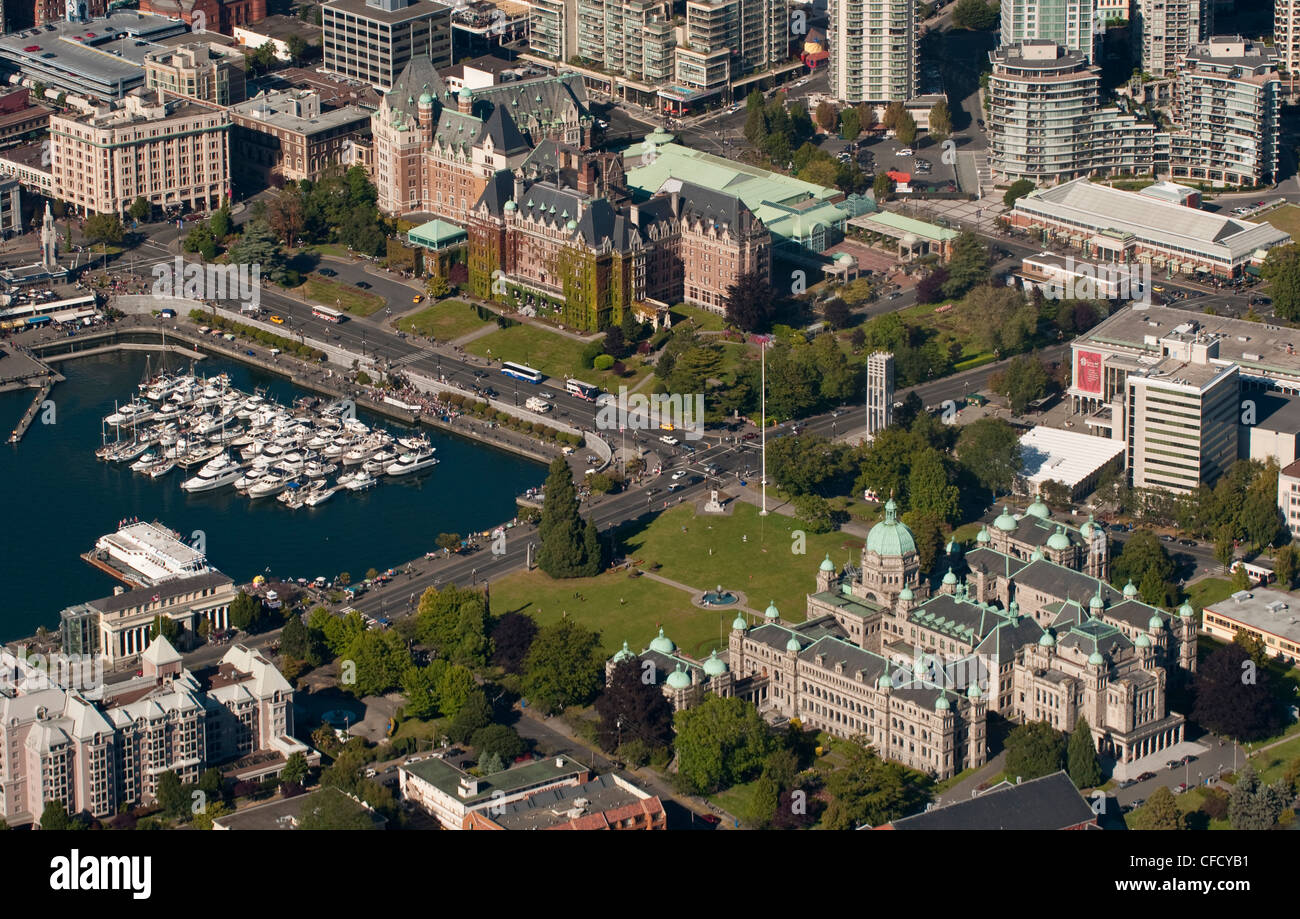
312;305;345;323
565;378;601;401
501;361;544;384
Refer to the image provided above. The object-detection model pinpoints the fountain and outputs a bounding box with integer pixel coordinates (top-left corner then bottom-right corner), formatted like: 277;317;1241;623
700;584;738;606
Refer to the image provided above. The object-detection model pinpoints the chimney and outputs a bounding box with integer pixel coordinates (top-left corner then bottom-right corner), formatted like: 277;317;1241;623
513;172;524;203
671;190;681;219
629;203;640;226
577;159;595;196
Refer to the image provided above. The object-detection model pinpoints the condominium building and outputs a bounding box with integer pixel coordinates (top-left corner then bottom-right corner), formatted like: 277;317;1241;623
576;0;677;88
1280;459;1300;540
49;89;231;216
1133;0;1211;77
322;0;453;92
371;55;592;220
988;42;1163;183
144;43;248;106
999;0;1098;63
1277;0;1300;97
0;637;309;826
826;0;917;104
1167;37;1281;188
529;0;578;63
866;351;893;440
229;89;372;188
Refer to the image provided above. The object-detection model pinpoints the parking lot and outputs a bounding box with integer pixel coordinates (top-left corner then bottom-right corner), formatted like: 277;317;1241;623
860;134;960;193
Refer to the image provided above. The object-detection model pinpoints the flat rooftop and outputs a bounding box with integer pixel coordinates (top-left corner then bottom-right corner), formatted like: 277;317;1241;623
323;0;452;24
229;90;371;134
402;754;584;805
1077;304;1300;383
1018;426;1125;490
1205;588;1300;647
484;774;657;829
1250;391;1300;434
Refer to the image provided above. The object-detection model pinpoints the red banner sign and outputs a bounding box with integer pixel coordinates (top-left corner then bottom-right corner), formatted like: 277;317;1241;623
1076;350;1102;395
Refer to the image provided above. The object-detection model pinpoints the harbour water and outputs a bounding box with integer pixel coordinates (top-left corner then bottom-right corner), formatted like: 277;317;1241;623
0;349;546;642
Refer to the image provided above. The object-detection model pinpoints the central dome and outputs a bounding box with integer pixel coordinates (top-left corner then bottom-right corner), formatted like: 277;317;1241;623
866;499;917;558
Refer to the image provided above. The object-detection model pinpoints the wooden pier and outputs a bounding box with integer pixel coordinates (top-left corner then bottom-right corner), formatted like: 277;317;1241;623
8;376;56;443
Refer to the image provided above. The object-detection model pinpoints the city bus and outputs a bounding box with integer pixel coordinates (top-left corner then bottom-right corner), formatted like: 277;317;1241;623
312;305;346;323
565;378;601;401
501;361;544;384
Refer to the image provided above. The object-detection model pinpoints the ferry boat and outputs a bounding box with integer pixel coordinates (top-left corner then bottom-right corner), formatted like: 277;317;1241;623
386;449;438;476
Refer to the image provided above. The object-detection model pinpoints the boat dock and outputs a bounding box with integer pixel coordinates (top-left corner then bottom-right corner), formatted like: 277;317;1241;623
7;375;57;443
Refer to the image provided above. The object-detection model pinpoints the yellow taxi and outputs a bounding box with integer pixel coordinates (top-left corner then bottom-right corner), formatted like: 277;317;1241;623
270;314;285;324
412;294;424;303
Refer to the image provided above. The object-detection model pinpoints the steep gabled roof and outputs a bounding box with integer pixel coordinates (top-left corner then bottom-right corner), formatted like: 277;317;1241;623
482;104;529;156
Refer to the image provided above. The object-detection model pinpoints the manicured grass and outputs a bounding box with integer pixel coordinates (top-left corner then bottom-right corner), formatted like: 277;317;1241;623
299;276;386;316
708;779;759;824
1250;734;1300;785
396;300;491;341
485;566;730;659
671;304;728;332
1184;576;1234;612
618;503;866;624
1123;785;1231;830
934;765;978;794
465;323;589;381
391;717;447;748
1261;204;1300;241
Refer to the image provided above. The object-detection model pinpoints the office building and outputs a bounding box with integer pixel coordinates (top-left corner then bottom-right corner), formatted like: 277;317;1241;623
322;0;453;92
144;43;248;106
137;0;267;33
399;754;590;828
866;351;893;440
229;89;372;187
0;637;310;826
1126;359;1239;493
1133;0;1211;77
1203;588;1300;662
1008;178;1290;277
988;42;1163;183
1000;0;1098;63
1167;37;1282;188
0;89;51;151
1279;459;1300;541
50;89;231;217
826;0;917;104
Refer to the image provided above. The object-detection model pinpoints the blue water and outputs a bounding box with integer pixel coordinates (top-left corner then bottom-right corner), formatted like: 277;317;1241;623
0;350;545;641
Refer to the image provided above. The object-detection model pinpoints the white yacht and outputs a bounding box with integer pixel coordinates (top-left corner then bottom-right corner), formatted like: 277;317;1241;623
248;474;290;499
234;467;266;492
147;458;176;478
105;401;155;427
181;454;244;492
386;449;438;476
130;451;160;472
304;484;336;507
363;450;397;476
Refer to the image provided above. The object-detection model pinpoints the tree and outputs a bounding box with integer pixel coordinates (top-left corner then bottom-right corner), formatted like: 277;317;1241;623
435;532;462;554
1003;179;1036;207
725;270;777;332
895;111;918;147
990;354;1050;413
227;218;289;284
815;100;838;130
156;770;188;819
471;723;527;760
952;0;998;30
673;696;777;795
1275;543;1299;589
281;614;311;662
341;629;411;697
957;417;1023;495
282;752;309;786
39;799;86;830
1233;627;1268;667
945;234;992;299
248;41;279;77
1135;786;1185;830
873;172;894;203
793;494;835;533
928;100;952;144
298;790;381;830
128;196;151;222
839;106;861;140
447;689;493;743
822;741;935;829
1067;717;1102;789
603;326;626;359
1214;524;1236;572
490;612;538;673
84;213;124;246
1261;244;1300;322
596;660;675;754
823;297;851;329
1230;564;1252;593
1111;530;1176;604
229;591;262;631
536;457;594;578
1192;642;1285;741
286;34;309;66
906;449;959;524
478;751;506;775
1005;721;1067;781
522;619;605;714
209;206;232;240
149;614;179;644
1228;764;1291;830
190;800;231;830
184;223;218;260
401;664;442;719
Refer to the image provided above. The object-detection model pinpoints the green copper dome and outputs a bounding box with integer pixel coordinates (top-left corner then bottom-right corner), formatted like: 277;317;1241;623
865;499;917;557
1124;580;1138;597
820;553;836;572
418;91;434;105
649;628;674;654
976;526;991;544
1135;632;1151;648
785;635;802;653
612;640;634;663
1080;514;1097;538
1030;546;1044;561
877;668;893;690
1088;650;1105;666
942;568;958;586
1178;601;1195;618
459;86;472;99
566;219;577;230
1148;613;1164;630
764;600;780;620
666;664;691;689
935;694;950;711
899;586;914;602
731;614;748;631
1047;526;1071;551
967;683;983;699
1039;630;1056;647
994;506;1017;531
504;199;517;212
1026;497;1051;519
704;650;727;677
1089;586;1105;610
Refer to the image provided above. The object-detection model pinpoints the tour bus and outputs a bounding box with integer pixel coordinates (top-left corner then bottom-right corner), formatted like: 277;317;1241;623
501;361;544;384
565;378;601;401
312;305;346;323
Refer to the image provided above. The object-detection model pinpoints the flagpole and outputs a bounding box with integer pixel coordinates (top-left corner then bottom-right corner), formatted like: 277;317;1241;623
760;338;767;516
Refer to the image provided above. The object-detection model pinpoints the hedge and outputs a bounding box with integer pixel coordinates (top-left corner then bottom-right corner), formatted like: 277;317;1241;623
189;310;327;361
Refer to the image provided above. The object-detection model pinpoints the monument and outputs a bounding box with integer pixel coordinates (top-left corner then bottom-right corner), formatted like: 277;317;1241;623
703;489;726;514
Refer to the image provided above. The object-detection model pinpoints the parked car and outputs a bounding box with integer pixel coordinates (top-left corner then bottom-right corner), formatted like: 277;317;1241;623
1179;538;1197;547
269;314;285;324
898;148;914;156
1137;771;1157;782
318;267;337;277
412;294;424;303
356;281;371;289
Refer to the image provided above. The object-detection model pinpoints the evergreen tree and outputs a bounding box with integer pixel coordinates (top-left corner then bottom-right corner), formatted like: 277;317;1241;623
581;517;603;577
1067;716;1102;788
536;457;590;578
1136;786;1185;830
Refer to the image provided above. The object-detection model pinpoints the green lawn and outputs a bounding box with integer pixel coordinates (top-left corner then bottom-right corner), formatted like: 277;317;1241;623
1184;577;1235;612
464;323;652;390
1124;785;1232;830
1261;204;1300;241
299;276;386;316
391;717;447;748
485;566;731;659
671;304;728;332
395;300;491;341
1250;734;1300;785
618;502;865;623
708;779;759;824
